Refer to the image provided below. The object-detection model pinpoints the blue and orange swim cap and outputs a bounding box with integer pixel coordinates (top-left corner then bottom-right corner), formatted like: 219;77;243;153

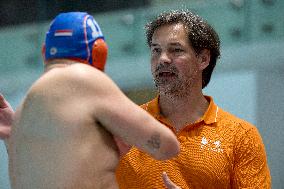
44;12;108;71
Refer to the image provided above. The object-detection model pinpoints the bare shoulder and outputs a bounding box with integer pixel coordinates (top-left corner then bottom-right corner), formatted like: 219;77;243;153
12;63;122;140
20;63;129;129
32;64;113;94
25;63;122;109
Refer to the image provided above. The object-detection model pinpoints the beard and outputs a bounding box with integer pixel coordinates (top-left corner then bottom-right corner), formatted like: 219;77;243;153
153;64;198;98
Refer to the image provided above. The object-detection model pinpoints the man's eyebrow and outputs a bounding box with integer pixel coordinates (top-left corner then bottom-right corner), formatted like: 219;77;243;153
168;42;182;46
150;43;159;47
150;42;183;47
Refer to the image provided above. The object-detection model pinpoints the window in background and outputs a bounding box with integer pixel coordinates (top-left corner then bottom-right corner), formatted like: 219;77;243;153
0;0;150;27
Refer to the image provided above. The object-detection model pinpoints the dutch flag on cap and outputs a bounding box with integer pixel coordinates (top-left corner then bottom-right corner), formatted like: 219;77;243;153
54;29;73;37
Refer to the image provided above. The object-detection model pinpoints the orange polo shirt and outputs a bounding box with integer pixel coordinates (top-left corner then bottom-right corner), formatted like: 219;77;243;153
116;96;271;189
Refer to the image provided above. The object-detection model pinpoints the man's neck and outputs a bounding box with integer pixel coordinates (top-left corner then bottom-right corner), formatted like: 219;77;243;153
159;91;209;132
44;59;78;72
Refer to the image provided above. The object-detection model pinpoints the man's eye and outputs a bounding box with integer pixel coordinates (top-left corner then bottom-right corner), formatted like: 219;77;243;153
169;47;183;53
151;48;161;54
174;48;183;52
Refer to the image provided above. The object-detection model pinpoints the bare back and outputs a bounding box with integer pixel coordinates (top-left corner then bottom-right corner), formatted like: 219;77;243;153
9;64;120;189
8;63;180;189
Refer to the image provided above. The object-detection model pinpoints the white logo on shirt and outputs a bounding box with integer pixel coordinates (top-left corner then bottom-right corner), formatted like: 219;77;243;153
201;137;223;153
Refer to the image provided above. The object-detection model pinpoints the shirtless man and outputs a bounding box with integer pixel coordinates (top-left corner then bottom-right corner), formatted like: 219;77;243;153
7;12;180;189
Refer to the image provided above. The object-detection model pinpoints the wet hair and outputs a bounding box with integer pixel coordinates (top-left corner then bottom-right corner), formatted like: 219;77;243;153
145;10;220;88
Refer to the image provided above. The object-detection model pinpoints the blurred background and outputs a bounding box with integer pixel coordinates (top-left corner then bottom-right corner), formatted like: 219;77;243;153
0;0;283;188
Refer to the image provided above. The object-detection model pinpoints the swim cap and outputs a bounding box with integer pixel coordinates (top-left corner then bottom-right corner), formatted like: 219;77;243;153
44;12;108;71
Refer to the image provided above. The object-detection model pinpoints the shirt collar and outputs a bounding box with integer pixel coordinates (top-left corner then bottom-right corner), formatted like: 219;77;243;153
142;95;219;125
202;96;219;124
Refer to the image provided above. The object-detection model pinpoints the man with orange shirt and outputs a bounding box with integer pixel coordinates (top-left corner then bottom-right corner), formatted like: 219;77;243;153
116;10;271;188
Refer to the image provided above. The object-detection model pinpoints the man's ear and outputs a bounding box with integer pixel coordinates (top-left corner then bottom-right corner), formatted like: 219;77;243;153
42;44;46;61
198;49;211;71
42;44;49;66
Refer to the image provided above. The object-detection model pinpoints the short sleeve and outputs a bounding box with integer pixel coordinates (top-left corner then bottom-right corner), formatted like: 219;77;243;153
232;127;271;188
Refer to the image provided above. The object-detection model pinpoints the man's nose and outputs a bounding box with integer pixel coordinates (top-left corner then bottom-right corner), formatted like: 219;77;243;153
159;51;171;64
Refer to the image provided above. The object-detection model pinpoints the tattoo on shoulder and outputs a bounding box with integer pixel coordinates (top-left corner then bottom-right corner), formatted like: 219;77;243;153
146;134;161;151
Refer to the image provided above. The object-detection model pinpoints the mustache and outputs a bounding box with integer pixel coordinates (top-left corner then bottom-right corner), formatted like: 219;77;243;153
154;64;178;76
